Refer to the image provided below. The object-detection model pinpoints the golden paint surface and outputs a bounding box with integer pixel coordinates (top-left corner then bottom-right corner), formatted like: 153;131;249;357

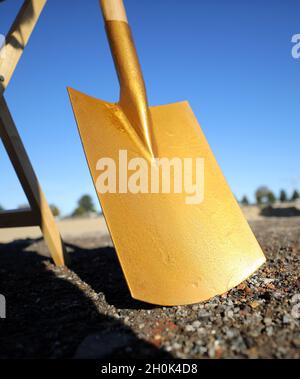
105;21;155;157
69;88;266;306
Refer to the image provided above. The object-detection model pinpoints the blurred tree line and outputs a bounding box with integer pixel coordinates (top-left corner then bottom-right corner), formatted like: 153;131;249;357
72;195;96;217
1;189;300;216
241;188;300;206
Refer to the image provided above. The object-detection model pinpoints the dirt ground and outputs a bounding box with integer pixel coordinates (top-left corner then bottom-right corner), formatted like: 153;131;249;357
0;218;299;359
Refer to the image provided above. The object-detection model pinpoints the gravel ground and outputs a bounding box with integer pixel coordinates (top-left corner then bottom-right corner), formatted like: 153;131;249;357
0;218;299;359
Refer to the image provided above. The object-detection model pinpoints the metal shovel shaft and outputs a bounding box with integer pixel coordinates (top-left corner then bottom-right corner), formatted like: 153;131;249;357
100;0;156;158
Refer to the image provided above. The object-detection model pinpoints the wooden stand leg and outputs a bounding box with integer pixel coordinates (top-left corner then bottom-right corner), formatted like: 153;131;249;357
0;97;67;266
0;0;47;95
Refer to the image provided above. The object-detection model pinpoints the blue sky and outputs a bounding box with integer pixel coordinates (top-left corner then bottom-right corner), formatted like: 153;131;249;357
0;0;299;215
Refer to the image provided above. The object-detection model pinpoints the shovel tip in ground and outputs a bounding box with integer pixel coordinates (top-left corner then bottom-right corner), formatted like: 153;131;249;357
130;256;267;307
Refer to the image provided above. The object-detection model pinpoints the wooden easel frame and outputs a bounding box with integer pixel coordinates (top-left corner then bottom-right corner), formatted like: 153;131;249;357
0;0;67;266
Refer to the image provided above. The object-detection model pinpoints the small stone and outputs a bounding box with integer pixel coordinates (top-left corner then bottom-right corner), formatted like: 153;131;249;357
264;317;272;326
292;338;300;348
198;312;211;320
198;346;207;354
250;300;260;309
249;329;261;338
172;342;182;350
192;320;201;328
198;327;207;336
233;336;247;350
225;329;235;339
283;315;291;324
266;283;276;290
185;325;195;332
227;310;234;318
292;304;300;319
291;294;300;303
214;344;223;358
266;326;273;336
246;347;258;359
208;346;215;358
263;278;275;285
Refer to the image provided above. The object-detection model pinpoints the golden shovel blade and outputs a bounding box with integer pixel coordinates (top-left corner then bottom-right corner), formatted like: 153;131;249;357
68;88;266;306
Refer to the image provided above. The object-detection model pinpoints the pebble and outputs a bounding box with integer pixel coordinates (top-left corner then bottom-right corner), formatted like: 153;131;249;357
292;338;300;348
283;315;291;324
264;317;272;326
227;310;234;318
250;300;260;309
198;312;211;319
185;325;195;332
249;329;262;338
266;326;273;336
172;342;182;350
225;329;236;339
263;278;275;285
192;320;201;328
247;347;259;358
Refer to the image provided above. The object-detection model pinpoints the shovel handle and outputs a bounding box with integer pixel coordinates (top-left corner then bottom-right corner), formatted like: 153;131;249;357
100;0;128;23
99;0;155;157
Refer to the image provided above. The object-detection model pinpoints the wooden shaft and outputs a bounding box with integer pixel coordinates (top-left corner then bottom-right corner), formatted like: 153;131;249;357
0;0;47;95
100;0;128;22
0;209;38;228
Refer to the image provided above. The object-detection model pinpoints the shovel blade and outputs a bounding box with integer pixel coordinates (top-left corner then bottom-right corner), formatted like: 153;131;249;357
68;88;265;306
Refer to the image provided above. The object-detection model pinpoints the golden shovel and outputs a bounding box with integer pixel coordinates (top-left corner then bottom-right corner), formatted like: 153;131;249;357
68;0;266;306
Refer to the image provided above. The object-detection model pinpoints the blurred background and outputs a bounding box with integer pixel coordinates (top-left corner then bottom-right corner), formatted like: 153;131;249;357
0;0;299;217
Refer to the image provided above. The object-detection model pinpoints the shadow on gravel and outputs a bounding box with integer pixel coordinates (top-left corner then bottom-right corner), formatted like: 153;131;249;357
66;242;156;311
0;239;171;359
